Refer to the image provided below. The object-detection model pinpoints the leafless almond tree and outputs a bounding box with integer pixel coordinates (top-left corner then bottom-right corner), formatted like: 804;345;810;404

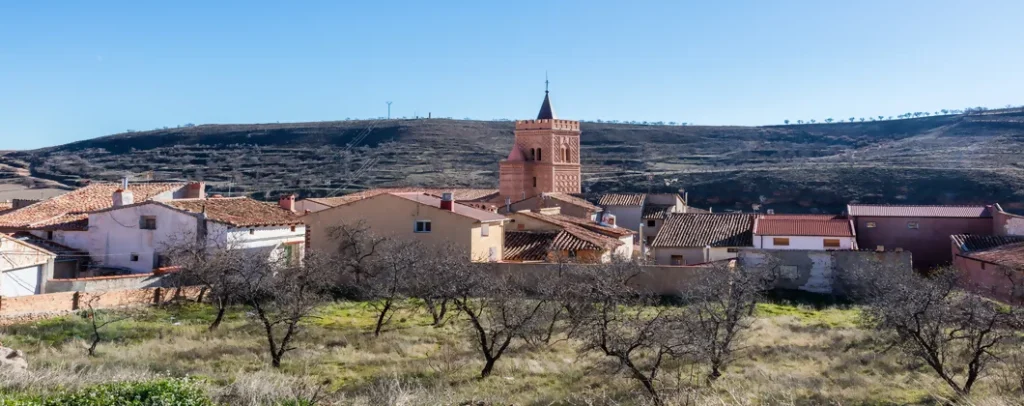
853;265;1021;397
327;221;388;290
360;239;422;336
406;243;471;327
164;234;248;331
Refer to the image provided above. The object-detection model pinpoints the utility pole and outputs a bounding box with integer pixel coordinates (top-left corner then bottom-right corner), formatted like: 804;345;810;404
386;101;392;119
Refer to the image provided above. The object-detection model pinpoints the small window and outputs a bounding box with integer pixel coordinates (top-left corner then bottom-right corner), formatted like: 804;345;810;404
773;237;790;246
46;231;53;240
290;225;296;232
130;253;139;262
568;250;577;258
727;248;739;253
823;239;841;248
907;221;919;229
249;228;255;235
155;254;170;268
140;216;157;230
981;262;986;270
530;148;536;160
533;177;537;188
481;223;490;237
866;221;877;228
647;220;656;227
517;223;525;230
537;148;542;161
670;255;684;266
415;220;432;233
780;265;799;280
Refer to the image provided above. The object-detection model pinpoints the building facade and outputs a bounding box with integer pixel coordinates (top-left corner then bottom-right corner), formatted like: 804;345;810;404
752;215;857;250
499;90;582;201
849;204;994;270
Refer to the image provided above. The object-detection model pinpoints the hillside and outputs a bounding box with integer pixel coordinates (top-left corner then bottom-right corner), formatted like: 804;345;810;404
3;111;1024;213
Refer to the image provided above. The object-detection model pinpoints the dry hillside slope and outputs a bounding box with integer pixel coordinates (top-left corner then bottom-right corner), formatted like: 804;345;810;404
2;111;1023;213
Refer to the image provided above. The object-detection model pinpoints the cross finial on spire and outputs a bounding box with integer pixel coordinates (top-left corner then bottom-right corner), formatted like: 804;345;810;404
545;71;549;93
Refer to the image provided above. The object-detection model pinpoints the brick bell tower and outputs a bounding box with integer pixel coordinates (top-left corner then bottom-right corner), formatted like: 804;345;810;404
499;82;582;201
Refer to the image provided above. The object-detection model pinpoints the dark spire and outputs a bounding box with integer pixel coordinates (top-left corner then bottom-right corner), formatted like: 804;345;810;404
536;75;556;120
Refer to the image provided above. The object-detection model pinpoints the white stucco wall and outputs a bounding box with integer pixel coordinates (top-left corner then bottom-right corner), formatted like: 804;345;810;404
615;235;634;259
604;206;643;233
652;246;737;265
226;225;306;262
88;204;200;273
753;235;855;250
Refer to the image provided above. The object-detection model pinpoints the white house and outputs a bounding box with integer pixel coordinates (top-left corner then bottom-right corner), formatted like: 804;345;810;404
752;215;857;250
0;233;56;297
87;194;305;273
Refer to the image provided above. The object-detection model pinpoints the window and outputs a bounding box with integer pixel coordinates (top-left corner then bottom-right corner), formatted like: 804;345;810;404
647;220;656;227
249;228;255;235
290;225;296;232
532;177;537;187
46;231;53;240
727;248;740;253
282;244;302;265
530;148;536;160
481;223;490;237
646;235;655;245
415;220;432;233
670;255;684;266
866;221;877;228
823;239;841;248
907;221;919;229
780;265;799;280
773;237;790;246
140;216;157;230
154;254;170;268
517;223;525;230
568;250;577;258
537;148;542;161
130;253;139;262
563;147;569;162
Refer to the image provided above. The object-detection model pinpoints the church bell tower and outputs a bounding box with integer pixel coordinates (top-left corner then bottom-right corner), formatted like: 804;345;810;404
499;82;582;201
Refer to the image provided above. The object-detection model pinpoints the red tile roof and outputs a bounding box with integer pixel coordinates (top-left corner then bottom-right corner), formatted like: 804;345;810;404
512;211;623;250
503;230;605;262
961;242;1024;269
642;204;673;220
652;213;753;248
0;182;187;231
754;215;855;237
389;193;507;223
541;193;601;212
599;193;646;207
847;204;992;218
542;212;634;237
164;197;303;227
306;188;500;208
951;234;1024;253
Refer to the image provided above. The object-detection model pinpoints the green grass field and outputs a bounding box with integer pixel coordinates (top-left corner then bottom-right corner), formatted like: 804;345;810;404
0;301;1021;405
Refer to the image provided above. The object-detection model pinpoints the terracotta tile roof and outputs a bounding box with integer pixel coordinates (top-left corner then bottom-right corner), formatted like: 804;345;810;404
0;182;187;231
389;193;507;223
504;230;604;262
512;211;623;250
164;197;303;227
961;242;1024;269
642;204;674;220
847;204;992;218
10;231;89;263
306;188;500;208
599;193;646;207
542;193;601;212
546;213;634;237
951;234;1024;253
652;213;754;248
754;215;855;237
0;201;12;215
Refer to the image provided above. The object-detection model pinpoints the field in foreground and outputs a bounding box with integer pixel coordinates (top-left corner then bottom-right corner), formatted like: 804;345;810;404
0;301;1021;406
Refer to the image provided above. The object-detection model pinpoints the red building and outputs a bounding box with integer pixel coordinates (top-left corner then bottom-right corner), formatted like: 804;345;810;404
848;204;994;270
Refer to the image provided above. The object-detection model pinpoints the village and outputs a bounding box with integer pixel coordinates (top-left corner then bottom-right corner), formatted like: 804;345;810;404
1;89;1023;306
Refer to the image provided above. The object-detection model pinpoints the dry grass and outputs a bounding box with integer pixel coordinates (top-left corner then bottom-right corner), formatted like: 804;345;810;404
1;301;1022;405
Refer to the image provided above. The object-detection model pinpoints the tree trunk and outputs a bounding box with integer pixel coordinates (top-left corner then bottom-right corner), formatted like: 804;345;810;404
208;305;226;331
88;333;100;357
374;300;393;336
431;299;448;327
480;357;497;378
271;353;282;368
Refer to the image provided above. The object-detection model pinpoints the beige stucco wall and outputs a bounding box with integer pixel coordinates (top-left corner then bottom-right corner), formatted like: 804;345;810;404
653;246;737;265
304;194;504;262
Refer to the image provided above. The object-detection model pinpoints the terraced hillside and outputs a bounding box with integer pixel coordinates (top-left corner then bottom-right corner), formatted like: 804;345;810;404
2;110;1023;213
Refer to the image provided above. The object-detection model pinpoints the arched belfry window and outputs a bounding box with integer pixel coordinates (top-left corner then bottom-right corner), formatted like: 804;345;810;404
537;148;542;161
563;147;569;162
530;148;536;161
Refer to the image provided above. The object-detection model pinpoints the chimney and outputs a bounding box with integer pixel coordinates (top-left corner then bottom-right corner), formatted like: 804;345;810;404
278;194;296;212
113;189;134;207
440;192;455;211
185;182;206;199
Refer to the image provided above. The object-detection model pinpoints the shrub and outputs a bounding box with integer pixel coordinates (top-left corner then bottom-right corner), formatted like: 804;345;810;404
0;379;212;406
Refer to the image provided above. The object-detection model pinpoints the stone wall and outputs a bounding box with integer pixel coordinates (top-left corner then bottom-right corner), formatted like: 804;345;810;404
44;273;167;293
0;286;202;318
740;249;913;295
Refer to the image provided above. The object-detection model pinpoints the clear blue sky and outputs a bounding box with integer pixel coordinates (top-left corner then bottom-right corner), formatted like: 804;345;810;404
2;0;1022;150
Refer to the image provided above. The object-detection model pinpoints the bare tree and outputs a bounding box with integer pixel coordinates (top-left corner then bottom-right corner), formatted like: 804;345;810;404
851;266;1020;397
236;250;333;368
406;243;471;327
79;294;137;357
328;221;388;289
679;262;776;383
450;269;548;378
361;239;420;336
164;234;247;331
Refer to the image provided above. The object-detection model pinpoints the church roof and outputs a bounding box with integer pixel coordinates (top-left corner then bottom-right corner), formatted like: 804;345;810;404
537;91;556;120
506;146;525;161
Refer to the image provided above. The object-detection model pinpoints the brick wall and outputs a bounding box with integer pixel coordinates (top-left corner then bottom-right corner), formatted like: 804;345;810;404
0;286;202;317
